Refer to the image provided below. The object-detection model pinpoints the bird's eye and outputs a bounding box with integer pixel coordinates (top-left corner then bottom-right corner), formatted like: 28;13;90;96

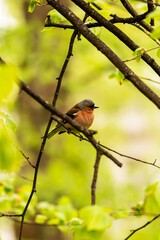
89;104;94;109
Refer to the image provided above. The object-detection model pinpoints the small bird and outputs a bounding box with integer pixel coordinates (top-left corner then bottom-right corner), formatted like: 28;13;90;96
47;99;99;139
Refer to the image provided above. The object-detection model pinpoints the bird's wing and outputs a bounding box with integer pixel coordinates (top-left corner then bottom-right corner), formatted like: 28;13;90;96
65;105;80;120
47;105;80;138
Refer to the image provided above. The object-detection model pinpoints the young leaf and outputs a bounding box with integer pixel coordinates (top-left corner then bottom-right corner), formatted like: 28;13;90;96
47;10;65;24
4;114;17;132
150;26;160;39
79;205;112;231
0;64;17;104
35;214;48;223
157;48;160;58
28;0;43;13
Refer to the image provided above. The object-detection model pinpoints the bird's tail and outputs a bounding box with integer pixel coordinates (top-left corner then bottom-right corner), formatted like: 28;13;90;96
47;126;61;139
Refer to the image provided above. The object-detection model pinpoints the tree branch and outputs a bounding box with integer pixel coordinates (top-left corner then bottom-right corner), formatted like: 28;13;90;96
20;80;122;167
91;150;102;205
120;0;154;32
18;29;79;240
47;0;160;109
70;0;160;76
124;213;160;240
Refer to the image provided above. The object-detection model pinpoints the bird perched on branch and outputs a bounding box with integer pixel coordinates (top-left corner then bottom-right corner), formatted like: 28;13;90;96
47;99;99;139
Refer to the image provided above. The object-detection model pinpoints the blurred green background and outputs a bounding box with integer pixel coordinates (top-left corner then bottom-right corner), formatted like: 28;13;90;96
0;0;160;239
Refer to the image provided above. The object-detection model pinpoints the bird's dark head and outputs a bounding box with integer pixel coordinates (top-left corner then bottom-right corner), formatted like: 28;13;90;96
78;99;99;111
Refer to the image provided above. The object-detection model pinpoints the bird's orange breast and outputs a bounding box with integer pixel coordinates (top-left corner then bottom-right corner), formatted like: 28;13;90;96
74;109;94;129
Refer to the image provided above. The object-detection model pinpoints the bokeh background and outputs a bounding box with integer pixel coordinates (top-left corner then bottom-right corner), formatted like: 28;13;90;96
0;0;160;239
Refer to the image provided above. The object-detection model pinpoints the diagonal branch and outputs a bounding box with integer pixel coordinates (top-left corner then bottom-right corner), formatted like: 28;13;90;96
70;0;160;76
120;0;154;32
20;80;122;167
124;213;160;240
47;0;160;109
91;150;102;205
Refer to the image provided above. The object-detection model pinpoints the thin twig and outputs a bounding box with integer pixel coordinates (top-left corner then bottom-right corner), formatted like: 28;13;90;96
120;0;154;32
139;76;160;85
124;213;160;240
0;212;22;218
132;23;160;45
13;143;35;168
91;150;102;205
123;46;160;63
15;172;33;182
58;128;160;170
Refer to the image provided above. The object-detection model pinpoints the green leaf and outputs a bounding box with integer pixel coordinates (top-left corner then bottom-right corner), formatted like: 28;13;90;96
145;182;159;195
151;26;160;39
3;114;17;132
133;47;145;62
47;10;65;24
4;184;13;193
0;64;17;104
143;182;160;214
28;0;43;13
28;1;36;13
79;205;112;231
147;9;160;20
133;47;143;56
113;208;129;219
58;225;70;234
71;218;83;226
35;214;48;223
108;70;118;79
108;69;129;85
144;195;160;214
157;48;160;58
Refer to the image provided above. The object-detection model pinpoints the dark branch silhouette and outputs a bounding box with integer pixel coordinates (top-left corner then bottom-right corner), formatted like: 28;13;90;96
124;213;160;240
91;150;102;205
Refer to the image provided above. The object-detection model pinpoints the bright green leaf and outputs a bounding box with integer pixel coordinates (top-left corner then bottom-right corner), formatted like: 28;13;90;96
47;10;65;24
157;48;160;58
133;47;143;56
151;26;160;39
147;9;160;20
4;184;13;193
145;182;159;195
28;1;36;13
4;114;17;132
58;225;70;234
113;208;129;219
0;64;17;104
35;214;48;223
108;70;118;79
79;205;112;231
28;0;43;13
71;217;83;226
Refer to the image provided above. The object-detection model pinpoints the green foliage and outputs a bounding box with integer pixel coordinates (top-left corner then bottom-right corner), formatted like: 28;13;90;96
132;182;160;215
2;0;160;239
1;179;160;239
0;112;17;132
28;0;43;13
108;69;129;85
0;64;17;105
47;10;66;24
151;26;160;39
157;48;160;58
133;47;145;63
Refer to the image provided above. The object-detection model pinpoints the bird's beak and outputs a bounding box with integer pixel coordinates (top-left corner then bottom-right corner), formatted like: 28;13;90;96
93;105;99;109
